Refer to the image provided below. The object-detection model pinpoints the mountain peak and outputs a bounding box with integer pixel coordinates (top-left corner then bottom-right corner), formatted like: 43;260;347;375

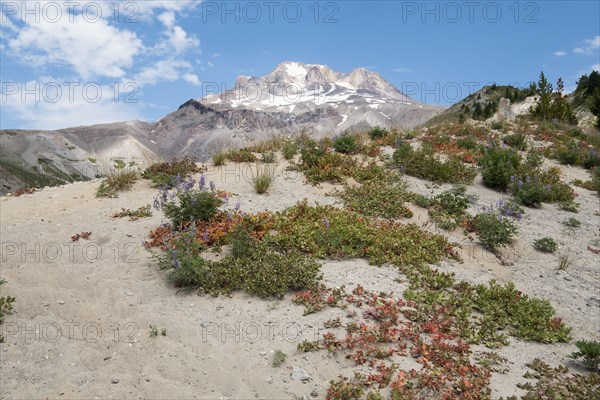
202;61;430;123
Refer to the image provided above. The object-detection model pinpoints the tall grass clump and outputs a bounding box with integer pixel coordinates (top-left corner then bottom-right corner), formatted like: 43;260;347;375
96;159;139;197
251;163;275;194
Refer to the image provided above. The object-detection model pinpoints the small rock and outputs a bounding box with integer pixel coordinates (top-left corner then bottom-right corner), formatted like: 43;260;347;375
111;378;119;384
291;367;311;383
57;300;65;305
310;390;319;398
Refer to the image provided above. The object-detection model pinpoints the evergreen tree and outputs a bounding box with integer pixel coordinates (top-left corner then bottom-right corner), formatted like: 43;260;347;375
590;88;600;129
473;103;482;119
552;78;577;124
530;71;553;120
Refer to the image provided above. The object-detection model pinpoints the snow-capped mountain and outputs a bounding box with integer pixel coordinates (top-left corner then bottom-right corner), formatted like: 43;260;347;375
202;61;441;130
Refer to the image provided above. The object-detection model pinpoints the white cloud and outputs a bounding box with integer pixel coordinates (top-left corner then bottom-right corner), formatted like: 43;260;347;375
8;15;143;79
157;10;200;54
553;51;567;57
1;0;204;128
574;35;600;55
591;64;600;72
134;59;192;86
1;80;144;129
392;68;412;73
183;73;201;85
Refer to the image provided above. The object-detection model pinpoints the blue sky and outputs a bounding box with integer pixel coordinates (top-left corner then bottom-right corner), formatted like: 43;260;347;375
1;0;599;129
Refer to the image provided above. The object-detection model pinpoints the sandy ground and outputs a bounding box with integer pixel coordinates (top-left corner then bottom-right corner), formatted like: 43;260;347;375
0;158;599;399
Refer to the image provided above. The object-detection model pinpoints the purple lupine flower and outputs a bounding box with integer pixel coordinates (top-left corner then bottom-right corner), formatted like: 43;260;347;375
510;175;516;182
322;217;330;229
199;175;206;190
234;202;241;212
201;230;210;242
182;177;195;192
153;197;161;210
209;181;216;192
170;250;180;269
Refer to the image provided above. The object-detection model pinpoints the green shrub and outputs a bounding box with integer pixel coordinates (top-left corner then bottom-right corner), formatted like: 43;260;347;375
261;151;276;163
337;180;413;219
367;127;389;140
272;350;286;367
293;142;388;184
428;186;474;230
456;137;478;150
227;148;258;163
475;211;519;252
569;340;600;371
411;193;432;208
163;231;321;298
333;134;360;154
503;133;527;151
491;121;504;130
592;167;600;194
582;149;600;169
480;145;521;191
271;201;451;267
510;165;575;207
393;144;477;184
533;237;558;253
143;158;201;188
0;279;15;342
557;144;580;165
562;217;581;228
558;200;579;213
155;176;223;229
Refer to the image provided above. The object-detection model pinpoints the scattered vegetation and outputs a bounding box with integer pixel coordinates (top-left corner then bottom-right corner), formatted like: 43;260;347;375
473;201;520;252
503;133;528;151
227;148;258;163
502;358;600;400
162;229;321;298
569;340;600;371
367;126;388;140
0;279;15;343
142;158;202;188
333;133;361;154
393;142;477;184
292;140;387;184
260;151;276;163
336;179;413;219
427;186;475;231
563;217;581;228
112;205;152;221
534;237;558;253
272;350;286;367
